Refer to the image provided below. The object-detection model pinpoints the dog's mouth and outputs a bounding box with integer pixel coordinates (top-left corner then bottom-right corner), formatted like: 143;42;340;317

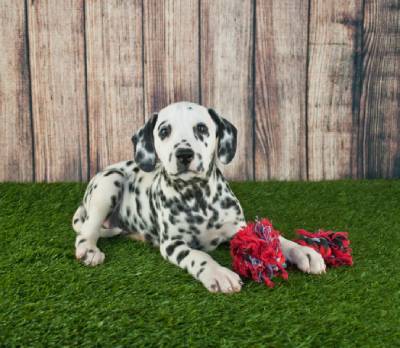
172;169;198;176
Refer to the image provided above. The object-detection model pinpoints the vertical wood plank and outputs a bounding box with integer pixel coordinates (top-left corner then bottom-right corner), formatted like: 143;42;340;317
143;0;199;115
201;0;253;180
28;0;87;182
86;0;143;175
0;0;33;181
308;0;363;180
254;0;308;180
358;0;400;178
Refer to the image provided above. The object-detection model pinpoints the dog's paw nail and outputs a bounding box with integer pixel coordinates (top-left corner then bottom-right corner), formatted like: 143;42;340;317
202;267;242;293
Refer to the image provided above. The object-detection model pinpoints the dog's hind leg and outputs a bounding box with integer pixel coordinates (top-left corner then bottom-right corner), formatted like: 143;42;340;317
72;205;86;233
73;172;125;266
73;206;123;238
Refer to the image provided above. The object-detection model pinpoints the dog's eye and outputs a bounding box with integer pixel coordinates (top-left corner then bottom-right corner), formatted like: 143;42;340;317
159;126;171;140
196;123;208;134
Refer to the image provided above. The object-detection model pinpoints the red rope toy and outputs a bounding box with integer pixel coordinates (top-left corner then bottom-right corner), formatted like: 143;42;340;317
230;218;353;288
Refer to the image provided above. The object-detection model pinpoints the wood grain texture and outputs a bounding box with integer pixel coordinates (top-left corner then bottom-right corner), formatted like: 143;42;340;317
254;0;308;180
86;0;143;175
307;0;363;180
0;0;33;181
1;0;399;183
357;0;400;178
143;0;199;115
201;0;253;180
28;0;87;182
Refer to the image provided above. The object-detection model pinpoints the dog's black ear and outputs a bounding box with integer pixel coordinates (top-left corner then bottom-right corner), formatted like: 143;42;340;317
131;113;158;172
208;108;237;164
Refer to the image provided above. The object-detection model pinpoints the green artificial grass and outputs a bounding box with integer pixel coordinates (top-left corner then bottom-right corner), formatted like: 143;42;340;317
1;181;400;347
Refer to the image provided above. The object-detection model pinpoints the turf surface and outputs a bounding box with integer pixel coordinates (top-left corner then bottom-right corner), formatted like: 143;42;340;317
1;181;399;347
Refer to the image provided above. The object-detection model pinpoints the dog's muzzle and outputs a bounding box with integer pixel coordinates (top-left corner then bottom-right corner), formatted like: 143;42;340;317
176;148;194;172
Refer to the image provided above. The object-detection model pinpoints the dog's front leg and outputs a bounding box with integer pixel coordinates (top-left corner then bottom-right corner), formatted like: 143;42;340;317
159;239;242;293
279;236;326;274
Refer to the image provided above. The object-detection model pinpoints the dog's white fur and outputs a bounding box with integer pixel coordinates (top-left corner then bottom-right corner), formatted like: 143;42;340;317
73;102;325;293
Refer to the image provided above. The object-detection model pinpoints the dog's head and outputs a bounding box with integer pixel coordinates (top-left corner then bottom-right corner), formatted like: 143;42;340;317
132;102;237;181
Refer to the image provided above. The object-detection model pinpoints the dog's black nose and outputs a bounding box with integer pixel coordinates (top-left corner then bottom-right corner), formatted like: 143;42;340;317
176;148;194;166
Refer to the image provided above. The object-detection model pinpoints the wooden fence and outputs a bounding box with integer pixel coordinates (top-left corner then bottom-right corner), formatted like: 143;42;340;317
0;0;399;182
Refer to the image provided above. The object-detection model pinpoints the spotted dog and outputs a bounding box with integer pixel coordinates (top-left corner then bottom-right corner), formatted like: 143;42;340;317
72;102;326;293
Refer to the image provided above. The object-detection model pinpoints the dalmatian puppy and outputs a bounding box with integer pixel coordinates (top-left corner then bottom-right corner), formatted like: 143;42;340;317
72;101;326;293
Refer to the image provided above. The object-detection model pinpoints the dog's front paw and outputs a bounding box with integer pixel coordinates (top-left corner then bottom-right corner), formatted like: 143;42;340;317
288;245;326;274
75;240;105;266
199;265;242;293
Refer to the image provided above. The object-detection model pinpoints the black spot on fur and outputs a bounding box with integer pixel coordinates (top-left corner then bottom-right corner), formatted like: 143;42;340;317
196;268;205;278
136;198;142;215
200;261;207;266
206;205;219;229
170;207;179;216
169;214;176;224
163;221;169;234
220;197;241;215
211;238;219;246
150;227;158;236
111;195;117;208
104;169;124;177
176;250;190;264
186;215;204;224
212;193;220;204
73;218;79;225
188;236;201;249
196;162;204;172
171;235;183;240
191;225;201;235
114;181;121;188
205;185;210;197
166;241;185;256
